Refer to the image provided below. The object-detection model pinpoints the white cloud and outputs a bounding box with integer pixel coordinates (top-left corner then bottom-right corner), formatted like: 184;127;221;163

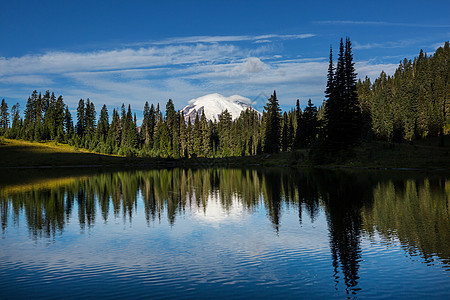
0;44;239;76
0;32;403;112
150;33;316;45
238;57;268;73
354;39;419;50
355;61;398;79
0;75;53;85
315;20;450;28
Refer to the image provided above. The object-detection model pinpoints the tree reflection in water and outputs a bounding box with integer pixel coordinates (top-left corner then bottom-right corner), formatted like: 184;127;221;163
0;168;448;294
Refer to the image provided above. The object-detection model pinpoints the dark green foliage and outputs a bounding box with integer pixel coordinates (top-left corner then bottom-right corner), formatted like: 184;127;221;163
6;39;447;159
301;99;319;147
7;103;21;138
142;102;155;146
324;37;362;150
358;41;450;142
0;99;9;131
263;91;281;153
64;106;74;137
192;113;202;156
108;109;121;152
76;99;85;137
96;104;109;143
218;109;232;157
85;99;96;136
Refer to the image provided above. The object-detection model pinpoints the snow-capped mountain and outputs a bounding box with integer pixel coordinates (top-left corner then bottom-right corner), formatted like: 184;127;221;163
181;93;260;122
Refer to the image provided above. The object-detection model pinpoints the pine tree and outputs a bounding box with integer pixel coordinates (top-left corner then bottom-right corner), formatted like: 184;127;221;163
9;103;21;138
193;113;202;156
108;108;121;152
325;37;361;150
0;99;9;131
85;99;96;136
64;105;74;137
218;109;232;156
76;99;86;137
55;95;65;141
200;111;211;157
294;99;303;149
262;91;281;153
126;104;138;150
34;92;44;141
142;101;152;145
186;117;193;157
281;112;289;151
302;99;319;147
165;99;177;157
179;112;188;158
96;104;109;143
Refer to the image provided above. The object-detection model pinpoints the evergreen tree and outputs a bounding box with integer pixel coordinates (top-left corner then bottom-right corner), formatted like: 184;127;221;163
325;37;361;150
8;103;21;138
192;113;202;156
126;104;138;150
96;104;109;143
200;111;211;157
165;99;177;157
294;99;303;149
281;112;289;151
64;105;74;137
218;109;232;156
142;101;152;145
85;99;96;136
55;95;65;141
108;108;121;152
0;99;9;131
76;99;86;136
262;91;281;153
179;112;188;158
186;117;193;157
302;99;319;147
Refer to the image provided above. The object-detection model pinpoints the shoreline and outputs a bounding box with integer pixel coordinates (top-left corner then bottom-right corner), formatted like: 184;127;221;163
1;138;449;172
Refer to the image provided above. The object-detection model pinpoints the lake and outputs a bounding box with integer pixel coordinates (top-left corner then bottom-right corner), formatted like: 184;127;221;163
0;168;449;299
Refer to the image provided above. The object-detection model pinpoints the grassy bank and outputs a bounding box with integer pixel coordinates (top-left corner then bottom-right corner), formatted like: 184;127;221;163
0;138;449;170
0;138;171;168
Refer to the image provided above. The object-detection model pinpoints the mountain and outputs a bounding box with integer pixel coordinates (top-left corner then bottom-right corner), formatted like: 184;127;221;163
181;93;260;122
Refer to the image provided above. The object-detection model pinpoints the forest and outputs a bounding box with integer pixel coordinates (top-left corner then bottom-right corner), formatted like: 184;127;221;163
0;39;449;159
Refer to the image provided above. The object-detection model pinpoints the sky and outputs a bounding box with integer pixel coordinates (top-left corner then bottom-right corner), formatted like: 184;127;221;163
1;0;449;118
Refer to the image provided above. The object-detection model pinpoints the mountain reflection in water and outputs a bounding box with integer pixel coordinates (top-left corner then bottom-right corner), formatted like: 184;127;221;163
0;168;448;298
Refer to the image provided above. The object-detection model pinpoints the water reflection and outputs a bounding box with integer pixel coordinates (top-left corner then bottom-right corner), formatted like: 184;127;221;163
0;168;449;296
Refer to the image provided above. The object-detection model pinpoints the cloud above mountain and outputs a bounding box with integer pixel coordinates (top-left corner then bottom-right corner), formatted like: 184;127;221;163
0;33;399;112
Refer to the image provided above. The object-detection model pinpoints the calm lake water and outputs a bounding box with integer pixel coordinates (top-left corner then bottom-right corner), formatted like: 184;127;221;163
0;168;449;299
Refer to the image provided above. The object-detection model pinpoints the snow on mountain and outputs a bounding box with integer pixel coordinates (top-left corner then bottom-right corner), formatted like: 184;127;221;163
181;93;260;122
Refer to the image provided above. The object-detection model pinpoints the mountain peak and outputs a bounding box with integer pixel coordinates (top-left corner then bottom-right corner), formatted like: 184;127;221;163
181;93;260;122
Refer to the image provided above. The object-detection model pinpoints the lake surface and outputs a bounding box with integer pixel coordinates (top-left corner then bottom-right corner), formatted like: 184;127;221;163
0;168;449;299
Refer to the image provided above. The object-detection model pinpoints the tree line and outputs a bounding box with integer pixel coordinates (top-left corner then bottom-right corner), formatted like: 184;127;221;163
1;39;449;158
0;87;321;158
357;41;450;143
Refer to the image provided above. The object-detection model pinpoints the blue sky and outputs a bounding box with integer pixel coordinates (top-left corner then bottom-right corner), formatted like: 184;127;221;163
1;0;449;117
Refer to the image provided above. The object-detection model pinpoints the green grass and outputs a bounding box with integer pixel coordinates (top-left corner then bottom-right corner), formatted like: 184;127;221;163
0;139;169;168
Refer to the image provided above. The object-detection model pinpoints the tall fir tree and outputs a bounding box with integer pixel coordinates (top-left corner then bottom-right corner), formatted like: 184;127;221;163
76;99;86;136
142;101;152;145
262;91;281;153
302;99;319;147
325;37;361;150
64;105;74;137
9;103;21;138
85;99;96;136
218;109;232;157
0;99;9;130
96;104;109;143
